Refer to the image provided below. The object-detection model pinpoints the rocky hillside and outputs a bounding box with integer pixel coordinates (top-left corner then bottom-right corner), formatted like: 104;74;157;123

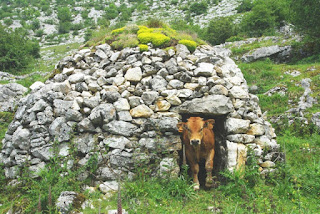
0;0;241;46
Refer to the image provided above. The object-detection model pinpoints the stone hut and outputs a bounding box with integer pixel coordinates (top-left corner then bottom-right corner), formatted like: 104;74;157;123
0;43;281;181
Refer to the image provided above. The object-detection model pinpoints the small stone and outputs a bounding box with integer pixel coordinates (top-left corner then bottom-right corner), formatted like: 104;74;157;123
114;98;130;111
155;100;171;112
103;121;138;137
141;91;159;105
184;83;199;90
168;79;184;89
229;86;249;99
260;161;275;168
68;73;85;83
150;75;167;91
194;63;215;76
130;104;154;118
225;118;251;134
30;81;45;91
99;181;118;194
128;96;141;108
125;67;142;82
210;85;228;96
117;111;132;121
247;123;265;136
166;95;182;106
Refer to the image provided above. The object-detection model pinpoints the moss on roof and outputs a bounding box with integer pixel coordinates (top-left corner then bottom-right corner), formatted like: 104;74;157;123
86;23;206;52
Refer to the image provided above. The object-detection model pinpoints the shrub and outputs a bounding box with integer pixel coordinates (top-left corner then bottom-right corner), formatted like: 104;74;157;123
189;1;208;15
3;18;13;26
104;3;119;20
240;0;289;37
138;44;148;52
178;39;197;52
138;32;170;47
0;24;40;73
146;18;165;28
290;0;320;53
57;7;72;22
111;34;139;50
205;16;237;45
58;22;72;34
240;3;275;37
111;27;125;35
236;0;254;13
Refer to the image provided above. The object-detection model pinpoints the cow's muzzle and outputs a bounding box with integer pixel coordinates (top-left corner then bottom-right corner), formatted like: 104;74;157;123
191;139;200;146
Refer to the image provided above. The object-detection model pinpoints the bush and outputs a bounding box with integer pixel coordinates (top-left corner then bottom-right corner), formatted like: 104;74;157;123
240;3;275;37
290;0;320;53
205;16;237;45
240;0;289;37
189;1;208;15
57;7;72;22
111;27;125;35
111;34;139;50
104;3;119;20
138;32;170;47
178;39;197;52
0;24;40;73
58;22;72;34
236;0;254;13
138;44;148;52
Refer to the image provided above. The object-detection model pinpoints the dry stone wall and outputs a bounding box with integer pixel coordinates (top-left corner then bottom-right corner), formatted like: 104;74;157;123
0;43;282;180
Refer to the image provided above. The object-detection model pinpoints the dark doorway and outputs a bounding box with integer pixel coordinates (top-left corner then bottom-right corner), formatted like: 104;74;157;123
178;114;228;187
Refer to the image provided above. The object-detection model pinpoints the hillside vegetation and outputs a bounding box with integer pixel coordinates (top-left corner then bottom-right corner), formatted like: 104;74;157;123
0;0;319;213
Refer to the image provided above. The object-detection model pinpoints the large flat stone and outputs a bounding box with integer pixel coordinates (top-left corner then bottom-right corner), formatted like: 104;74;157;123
179;95;234;115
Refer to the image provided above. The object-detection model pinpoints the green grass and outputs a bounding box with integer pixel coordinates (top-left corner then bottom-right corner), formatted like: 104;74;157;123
0;112;14;145
239;58;319;117
78;130;320;214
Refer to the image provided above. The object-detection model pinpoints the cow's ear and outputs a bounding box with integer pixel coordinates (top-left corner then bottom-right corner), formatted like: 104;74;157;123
177;122;185;132
204;119;215;129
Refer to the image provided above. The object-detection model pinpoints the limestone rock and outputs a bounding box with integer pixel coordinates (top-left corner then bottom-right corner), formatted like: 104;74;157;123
99;181;118;194
103;136;130;150
125;67;142;82
160;158;179;178
0;83;28;112
103;121;138;137
179;95;234;115
194;63;215;76
155;100;171;112
130;104;154;118
56;191;79;214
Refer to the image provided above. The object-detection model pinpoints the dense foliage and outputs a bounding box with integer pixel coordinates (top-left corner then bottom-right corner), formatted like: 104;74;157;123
290;0;320;52
0;24;40;73
205;17;237;45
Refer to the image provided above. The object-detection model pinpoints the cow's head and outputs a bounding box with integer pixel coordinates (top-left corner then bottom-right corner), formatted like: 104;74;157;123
177;117;215;146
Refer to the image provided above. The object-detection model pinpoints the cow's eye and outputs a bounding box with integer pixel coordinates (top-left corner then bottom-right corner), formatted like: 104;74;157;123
200;127;203;131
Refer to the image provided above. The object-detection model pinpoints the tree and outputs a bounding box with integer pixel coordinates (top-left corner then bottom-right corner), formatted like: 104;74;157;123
0;24;40;73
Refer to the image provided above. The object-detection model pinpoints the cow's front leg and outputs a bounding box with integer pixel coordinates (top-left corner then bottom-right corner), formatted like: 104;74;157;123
205;149;215;188
190;163;200;190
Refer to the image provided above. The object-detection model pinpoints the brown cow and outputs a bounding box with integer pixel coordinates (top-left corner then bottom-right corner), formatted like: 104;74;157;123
177;117;215;190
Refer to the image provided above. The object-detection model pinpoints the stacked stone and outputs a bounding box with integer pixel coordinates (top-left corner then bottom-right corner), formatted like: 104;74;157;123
0;43;281;179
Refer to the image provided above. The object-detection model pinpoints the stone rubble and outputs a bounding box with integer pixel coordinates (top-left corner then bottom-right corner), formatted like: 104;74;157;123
0;43;281;181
